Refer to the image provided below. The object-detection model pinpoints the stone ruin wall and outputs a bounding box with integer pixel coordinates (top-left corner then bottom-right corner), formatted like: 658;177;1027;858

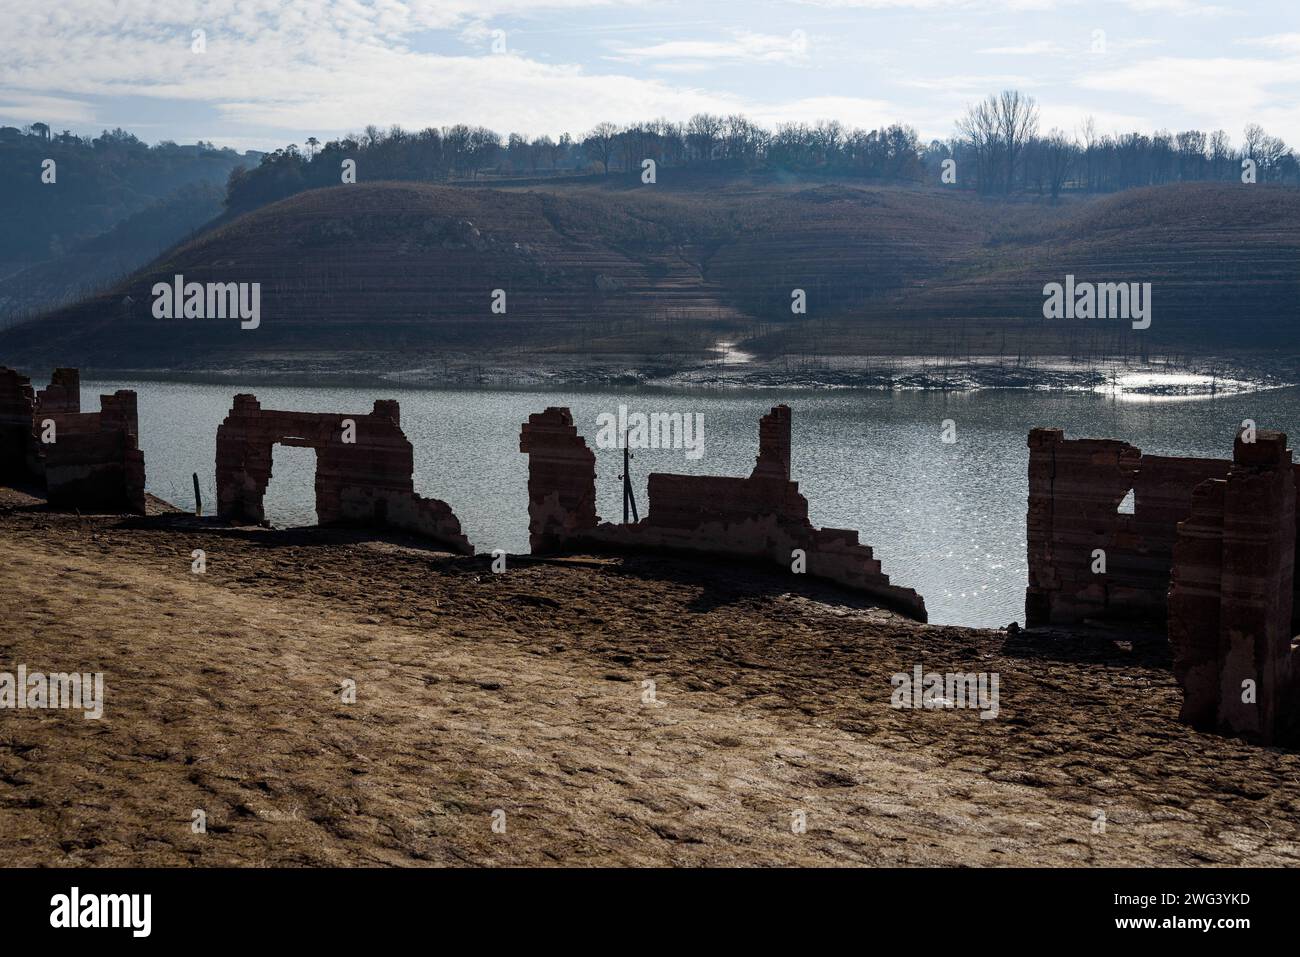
0;366;145;513
520;404;928;622
1026;425;1300;742
215;393;473;555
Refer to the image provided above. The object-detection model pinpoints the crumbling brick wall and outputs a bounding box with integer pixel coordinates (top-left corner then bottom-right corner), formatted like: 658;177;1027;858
0;367;36;479
520;404;927;621
0;366;145;513
41;390;146;514
215;394;472;554
1025;427;1229;627
1027;424;1300;741
518;407;598;552
35;368;80;417
1169;430;1297;743
28;367;82;477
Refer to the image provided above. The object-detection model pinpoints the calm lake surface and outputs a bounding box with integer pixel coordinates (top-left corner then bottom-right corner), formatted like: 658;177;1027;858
85;379;1300;628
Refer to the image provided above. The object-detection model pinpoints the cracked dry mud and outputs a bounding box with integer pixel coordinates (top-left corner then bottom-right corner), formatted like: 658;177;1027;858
1;488;1298;867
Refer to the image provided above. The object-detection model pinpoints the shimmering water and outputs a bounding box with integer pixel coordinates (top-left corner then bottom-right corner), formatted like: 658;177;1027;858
85;379;1300;628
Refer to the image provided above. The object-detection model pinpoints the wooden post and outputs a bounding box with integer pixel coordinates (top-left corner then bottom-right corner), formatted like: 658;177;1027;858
621;438;638;524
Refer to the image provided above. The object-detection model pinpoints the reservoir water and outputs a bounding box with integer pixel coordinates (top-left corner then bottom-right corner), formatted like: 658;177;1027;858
85;378;1300;628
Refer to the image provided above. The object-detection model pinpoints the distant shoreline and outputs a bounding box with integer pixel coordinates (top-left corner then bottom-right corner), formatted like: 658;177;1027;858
48;352;1297;400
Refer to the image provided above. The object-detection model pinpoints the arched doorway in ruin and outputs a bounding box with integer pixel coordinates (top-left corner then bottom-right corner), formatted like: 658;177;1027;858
214;393;473;554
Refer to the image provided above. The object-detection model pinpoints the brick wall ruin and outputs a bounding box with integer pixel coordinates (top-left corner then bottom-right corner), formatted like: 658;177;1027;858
1025;427;1231;627
0;366;145;513
1026;425;1300;742
520;404;927;621
35;367;80;416
42;389;146;514
1168;430;1298;743
0;367;37;479
215;394;473;554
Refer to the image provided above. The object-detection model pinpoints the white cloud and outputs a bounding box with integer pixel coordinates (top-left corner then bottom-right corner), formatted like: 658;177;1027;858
0;0;1291;152
206;52;744;137
0;2;838;144
793;0;986;8
646;61;718;74
1237;33;1300;53
794;0;1061;8
0;94;98;125
1036;104;1154;138
1078;55;1300;142
748;96;898;129
0;1;703;140
977;41;1067;55
1115;0;1232;15
611;30;812;66
902;74;1040;92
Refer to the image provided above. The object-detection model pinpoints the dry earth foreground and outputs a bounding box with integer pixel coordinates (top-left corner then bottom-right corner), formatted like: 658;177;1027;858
1;487;1298;867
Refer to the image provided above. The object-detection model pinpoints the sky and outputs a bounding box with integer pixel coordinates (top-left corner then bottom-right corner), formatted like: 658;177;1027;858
1;0;1298;153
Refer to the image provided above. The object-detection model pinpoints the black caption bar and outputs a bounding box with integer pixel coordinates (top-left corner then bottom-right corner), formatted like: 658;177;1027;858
0;867;1279;943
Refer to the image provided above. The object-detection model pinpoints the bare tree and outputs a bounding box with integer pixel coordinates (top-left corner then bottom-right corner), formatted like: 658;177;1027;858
1175;130;1206;181
1243;124;1291;181
1078;115;1098;191
994;90;1038;193
956;96;1000;193
534;134;557;170
1209;129;1231;180
1243;123;1266;163
686;113;724;163
1042;129;1077;202
583;121;620;173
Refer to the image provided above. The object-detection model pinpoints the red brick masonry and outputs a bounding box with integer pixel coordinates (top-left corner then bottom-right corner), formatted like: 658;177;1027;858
1027;425;1298;742
0;366;145;514
1168;430;1297;743
215;393;472;555
520;404;927;622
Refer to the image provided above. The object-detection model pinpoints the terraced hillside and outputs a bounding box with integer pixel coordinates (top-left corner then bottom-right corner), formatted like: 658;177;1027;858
873;180;1300;356
1;177;1296;373
0;182;746;369
706;184;988;316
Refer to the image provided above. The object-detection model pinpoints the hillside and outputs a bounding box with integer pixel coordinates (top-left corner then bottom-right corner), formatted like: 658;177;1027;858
0;133;253;283
1;178;1296;377
0;182;228;328
792;182;1300;359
